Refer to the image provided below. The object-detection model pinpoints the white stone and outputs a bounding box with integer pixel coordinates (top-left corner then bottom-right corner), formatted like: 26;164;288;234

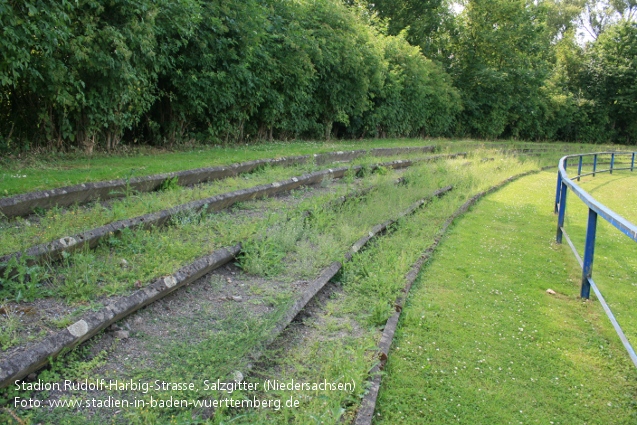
67;320;89;338
164;276;177;288
59;237;77;248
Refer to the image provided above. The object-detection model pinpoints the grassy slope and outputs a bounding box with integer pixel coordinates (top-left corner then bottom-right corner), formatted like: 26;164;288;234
1;154;536;424
0;139;598;196
0;151;454;256
0;139;439;196
2;145;634;424
376;171;637;424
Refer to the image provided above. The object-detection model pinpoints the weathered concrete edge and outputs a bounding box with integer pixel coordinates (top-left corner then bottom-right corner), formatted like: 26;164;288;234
246;185;452;372
0;172;401;389
354;168;542;425
0;244;241;388
0;177;445;389
0;166;352;271
0;153;464;274
0;146;436;217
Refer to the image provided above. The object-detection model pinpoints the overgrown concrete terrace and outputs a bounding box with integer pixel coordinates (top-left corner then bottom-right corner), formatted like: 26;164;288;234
0;151;543;424
0;151;437;256
0;166;391;357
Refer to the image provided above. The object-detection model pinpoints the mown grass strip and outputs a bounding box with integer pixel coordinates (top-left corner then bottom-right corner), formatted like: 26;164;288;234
354;169;541;425
375;171;637;424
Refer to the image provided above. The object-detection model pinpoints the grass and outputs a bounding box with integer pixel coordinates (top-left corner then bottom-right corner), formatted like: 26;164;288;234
0;150;455;257
0;162;323;256
208;152;545;424
562;171;637;352
577;171;637;222
235;152;537;282
2;143;631;424
0;152;486;306
375;171;637;424
0;139;442;196
0;138;607;197
215;188;470;425
0;150;537;424
9;165;398;304
0;305;20;350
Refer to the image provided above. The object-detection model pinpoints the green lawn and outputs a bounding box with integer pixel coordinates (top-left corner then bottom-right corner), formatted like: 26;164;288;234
376;171;637;424
2;144;634;425
1;153;539;424
564;171;637;353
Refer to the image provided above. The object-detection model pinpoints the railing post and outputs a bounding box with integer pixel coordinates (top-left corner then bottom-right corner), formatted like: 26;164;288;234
556;181;568;244
593;154;597;177
610;153;615;175
631;153;635;172
554;171;563;213
577;156;583;181
581;208;598;299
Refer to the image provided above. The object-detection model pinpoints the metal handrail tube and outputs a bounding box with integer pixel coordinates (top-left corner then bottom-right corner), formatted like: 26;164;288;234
554;151;637;369
557;153;637;242
576;167;637;180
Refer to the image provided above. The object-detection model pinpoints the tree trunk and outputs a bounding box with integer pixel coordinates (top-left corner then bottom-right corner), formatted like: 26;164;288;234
324;120;333;141
238;120;245;143
83;133;95;155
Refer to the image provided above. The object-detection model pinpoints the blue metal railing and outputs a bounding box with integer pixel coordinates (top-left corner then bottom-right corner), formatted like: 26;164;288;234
554;151;637;368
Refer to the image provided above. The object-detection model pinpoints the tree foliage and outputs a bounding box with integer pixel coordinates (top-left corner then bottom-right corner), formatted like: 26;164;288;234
1;0;635;152
584;20;637;142
0;0;460;151
451;0;552;139
362;32;461;138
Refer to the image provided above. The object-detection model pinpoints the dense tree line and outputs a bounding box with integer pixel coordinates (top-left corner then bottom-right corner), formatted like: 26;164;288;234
0;0;635;152
371;0;637;144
